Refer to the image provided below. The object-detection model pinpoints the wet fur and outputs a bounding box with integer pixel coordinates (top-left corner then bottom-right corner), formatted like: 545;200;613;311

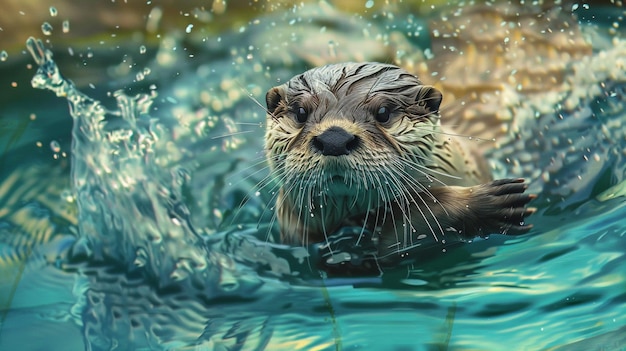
264;62;534;256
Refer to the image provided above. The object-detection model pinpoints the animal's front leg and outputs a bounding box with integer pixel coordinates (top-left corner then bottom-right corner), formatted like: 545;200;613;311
429;178;536;238
377;178;536;255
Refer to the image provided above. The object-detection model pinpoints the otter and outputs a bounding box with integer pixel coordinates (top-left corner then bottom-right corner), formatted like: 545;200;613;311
264;62;534;257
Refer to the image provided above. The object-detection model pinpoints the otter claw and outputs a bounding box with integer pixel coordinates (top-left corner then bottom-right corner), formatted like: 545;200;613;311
470;178;536;237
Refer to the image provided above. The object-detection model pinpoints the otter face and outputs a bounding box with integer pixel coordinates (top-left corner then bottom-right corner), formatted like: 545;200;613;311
265;62;442;191
264;62;444;242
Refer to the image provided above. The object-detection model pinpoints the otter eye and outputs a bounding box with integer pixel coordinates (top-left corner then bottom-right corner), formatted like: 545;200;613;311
295;106;308;123
375;106;391;123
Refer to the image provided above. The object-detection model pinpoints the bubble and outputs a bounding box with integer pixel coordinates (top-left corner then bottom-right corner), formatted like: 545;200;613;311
185;24;193;33
139;45;147;54
0;50;7;62
60;189;74;202
365;0;374;8
49;6;58;17
41;22;53;36
50;140;61;153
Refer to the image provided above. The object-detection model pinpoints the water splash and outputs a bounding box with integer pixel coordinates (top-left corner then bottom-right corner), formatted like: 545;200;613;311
26;37;255;296
41;22;53;36
62;20;70;34
25;36;375;295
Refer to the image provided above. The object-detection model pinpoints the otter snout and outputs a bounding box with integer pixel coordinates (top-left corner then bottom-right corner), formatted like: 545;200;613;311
312;126;359;156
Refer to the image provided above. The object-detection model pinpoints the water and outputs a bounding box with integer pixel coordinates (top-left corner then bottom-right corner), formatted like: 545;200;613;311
1;2;626;350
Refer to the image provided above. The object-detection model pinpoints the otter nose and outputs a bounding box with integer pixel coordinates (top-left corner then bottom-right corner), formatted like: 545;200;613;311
312;126;358;156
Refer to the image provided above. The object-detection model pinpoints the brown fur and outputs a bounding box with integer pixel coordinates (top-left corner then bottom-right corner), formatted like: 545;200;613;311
264;62;533;256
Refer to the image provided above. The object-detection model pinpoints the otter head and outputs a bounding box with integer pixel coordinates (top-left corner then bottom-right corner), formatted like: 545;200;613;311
264;62;443;244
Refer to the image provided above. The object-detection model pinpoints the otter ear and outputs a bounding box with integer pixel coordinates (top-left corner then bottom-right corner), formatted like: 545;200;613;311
420;86;443;113
266;86;285;115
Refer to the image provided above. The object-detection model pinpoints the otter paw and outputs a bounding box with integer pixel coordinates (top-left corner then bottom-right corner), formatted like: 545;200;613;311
469;178;536;236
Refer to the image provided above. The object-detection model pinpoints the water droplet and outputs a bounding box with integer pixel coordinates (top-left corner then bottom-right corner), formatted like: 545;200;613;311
50;140;61;153
365;0;374;8
41;22;53;36
62;20;70;33
49;6;58;17
0;50;7;62
60;189;74;202
254;191;261;197
139;45;146;54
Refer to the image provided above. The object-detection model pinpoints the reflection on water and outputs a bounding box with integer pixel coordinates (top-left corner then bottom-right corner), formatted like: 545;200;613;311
1;1;626;350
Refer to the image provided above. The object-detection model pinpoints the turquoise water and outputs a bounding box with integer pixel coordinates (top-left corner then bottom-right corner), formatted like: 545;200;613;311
1;2;626;350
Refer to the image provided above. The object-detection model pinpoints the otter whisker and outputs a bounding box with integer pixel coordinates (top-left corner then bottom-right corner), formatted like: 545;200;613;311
231;171;277;227
395;160;452;223
258;170;290;238
394;162;441;199
355;196;373;247
411;125;496;143
236;80;282;122
238;161;280;212
369;170;405;252
233;122;265;126
301;166;322;247
229;155;273;190
277;168;308;243
210;130;256;140
384;171;423;240
385;160;446;244
402;155;462;183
